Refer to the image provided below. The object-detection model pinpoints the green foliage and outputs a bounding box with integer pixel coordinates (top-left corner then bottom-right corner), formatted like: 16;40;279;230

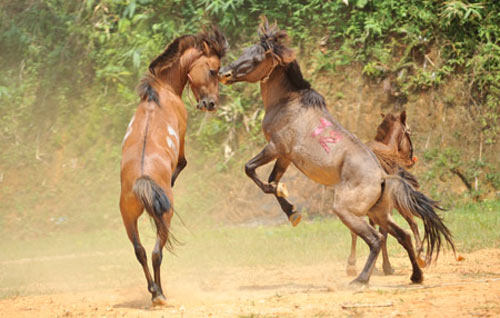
423;146;499;200
0;0;498;199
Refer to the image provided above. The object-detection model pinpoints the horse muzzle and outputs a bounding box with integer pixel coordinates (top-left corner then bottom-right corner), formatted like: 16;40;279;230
218;69;234;85
197;96;217;111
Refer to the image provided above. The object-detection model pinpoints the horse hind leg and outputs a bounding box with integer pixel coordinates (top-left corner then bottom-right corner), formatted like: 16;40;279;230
400;210;425;267
171;156;187;187
334;207;382;284
346;221;393;277
346;231;358;276
348;218;382;285
120;200;162;303
122;217;161;300
385;216;423;284
151;211;173;306
334;183;384;285
367;216;395;275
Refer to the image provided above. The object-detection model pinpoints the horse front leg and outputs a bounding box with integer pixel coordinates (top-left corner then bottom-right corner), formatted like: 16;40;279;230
245;143;280;195
171;156;186;187
171;140;187;187
267;158;301;226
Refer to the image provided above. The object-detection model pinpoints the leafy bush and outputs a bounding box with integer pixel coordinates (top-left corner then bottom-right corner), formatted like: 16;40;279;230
0;0;498;199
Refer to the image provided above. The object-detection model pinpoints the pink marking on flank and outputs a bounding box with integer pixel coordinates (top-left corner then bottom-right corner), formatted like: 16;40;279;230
318;131;343;153
312;117;333;137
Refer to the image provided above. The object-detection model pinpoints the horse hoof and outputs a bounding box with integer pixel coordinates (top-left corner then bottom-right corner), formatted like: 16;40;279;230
349;278;368;287
417;256;427;268
276;182;289;198
289;212;302;227
383;266;395;276
410;276;424;284
152;295;168;307
410;272;424;284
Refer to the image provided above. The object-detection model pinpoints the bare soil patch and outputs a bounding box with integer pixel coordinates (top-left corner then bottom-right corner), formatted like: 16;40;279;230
2;249;500;318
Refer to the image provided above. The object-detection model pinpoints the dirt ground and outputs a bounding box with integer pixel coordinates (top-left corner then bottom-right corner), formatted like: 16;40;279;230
1;249;500;318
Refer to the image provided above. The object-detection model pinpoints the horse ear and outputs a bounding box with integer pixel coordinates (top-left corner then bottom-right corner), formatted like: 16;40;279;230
400;110;407;124
258;16;270;38
201;40;211;56
380;113;385;118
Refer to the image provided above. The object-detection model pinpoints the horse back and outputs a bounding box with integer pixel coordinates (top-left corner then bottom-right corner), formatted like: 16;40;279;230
121;97;186;193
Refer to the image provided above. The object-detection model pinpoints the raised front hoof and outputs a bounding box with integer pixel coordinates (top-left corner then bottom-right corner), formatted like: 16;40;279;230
276;182;289;198
346;266;357;277
289;212;302;227
410;272;424;284
152;295;168;307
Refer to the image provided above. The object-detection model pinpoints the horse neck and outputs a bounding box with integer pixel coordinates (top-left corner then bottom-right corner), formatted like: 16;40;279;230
157;48;200;98
260;66;291;110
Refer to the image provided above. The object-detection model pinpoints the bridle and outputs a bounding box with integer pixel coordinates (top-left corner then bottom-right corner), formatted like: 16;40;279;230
398;122;414;160
261;57;279;84
186;72;197;105
260;41;282;84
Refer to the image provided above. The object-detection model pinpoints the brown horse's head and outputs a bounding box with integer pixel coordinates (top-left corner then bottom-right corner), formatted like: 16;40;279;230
219;17;295;84
187;29;228;111
375;111;416;168
149;28;228;111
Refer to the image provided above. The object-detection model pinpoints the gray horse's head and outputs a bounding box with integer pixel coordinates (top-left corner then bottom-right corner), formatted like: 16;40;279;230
219;17;295;84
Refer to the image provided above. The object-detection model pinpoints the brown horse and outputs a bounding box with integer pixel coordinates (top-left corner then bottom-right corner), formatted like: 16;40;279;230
120;29;227;305
347;111;422;276
219;18;454;285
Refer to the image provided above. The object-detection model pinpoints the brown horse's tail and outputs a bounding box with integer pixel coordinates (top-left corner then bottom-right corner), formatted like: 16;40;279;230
385;176;455;263
133;176;174;251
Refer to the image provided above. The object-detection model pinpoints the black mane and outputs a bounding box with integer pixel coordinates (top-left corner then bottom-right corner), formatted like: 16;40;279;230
137;75;160;105
284;61;326;109
258;17;325;109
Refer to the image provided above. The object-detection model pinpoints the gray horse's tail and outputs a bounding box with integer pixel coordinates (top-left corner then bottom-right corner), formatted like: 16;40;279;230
386;176;455;263
396;166;420;189
133;176;175;251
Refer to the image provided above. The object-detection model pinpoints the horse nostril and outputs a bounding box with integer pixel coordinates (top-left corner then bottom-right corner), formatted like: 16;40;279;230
208;101;215;110
221;71;232;78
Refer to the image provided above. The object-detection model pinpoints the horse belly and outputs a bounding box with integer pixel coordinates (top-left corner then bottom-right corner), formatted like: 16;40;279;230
291;150;342;186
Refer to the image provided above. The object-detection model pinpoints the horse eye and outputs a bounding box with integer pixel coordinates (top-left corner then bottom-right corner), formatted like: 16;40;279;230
210;69;218;77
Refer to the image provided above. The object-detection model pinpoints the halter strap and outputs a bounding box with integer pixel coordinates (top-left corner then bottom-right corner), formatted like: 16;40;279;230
261;53;281;84
186;72;196;105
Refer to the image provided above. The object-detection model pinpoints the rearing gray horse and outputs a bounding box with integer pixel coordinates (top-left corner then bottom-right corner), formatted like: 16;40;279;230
219;18;455;285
